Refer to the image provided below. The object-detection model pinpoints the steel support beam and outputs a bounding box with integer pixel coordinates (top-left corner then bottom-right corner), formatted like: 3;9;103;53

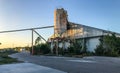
33;30;47;42
0;26;54;55
0;26;54;33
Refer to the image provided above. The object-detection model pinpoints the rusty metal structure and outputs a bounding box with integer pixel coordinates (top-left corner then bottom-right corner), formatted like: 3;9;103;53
0;26;54;54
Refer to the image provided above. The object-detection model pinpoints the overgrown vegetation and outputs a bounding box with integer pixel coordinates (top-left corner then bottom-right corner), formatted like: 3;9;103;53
32;39;88;57
51;40;89;57
68;41;83;55
31;43;50;55
66;40;93;57
95;33;120;57
32;34;120;57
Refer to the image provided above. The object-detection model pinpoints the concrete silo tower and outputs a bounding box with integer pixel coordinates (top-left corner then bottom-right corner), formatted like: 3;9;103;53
54;8;68;36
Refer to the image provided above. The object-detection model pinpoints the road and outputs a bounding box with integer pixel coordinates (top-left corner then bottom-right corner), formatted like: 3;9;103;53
10;52;120;73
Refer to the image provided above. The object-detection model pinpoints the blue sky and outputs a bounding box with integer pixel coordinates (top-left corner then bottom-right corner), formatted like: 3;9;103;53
0;0;120;32
0;0;120;48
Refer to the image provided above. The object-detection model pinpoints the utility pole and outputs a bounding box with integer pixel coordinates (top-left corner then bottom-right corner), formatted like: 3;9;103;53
31;29;34;55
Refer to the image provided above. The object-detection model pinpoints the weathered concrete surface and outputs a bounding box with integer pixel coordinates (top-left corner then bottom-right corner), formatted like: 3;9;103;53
10;52;120;73
0;63;66;73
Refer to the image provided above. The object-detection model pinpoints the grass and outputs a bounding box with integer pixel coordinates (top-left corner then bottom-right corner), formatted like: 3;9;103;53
0;56;18;65
0;50;22;65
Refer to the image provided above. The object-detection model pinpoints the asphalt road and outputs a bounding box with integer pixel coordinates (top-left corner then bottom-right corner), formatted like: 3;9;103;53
10;52;120;73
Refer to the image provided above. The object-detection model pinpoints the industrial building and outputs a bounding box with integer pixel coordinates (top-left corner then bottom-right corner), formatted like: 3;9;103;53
48;8;120;52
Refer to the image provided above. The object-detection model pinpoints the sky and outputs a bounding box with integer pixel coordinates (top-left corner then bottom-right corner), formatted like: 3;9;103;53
0;0;120;48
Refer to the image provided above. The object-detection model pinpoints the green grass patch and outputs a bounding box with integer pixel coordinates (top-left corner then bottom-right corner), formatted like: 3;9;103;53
0;50;21;65
0;56;18;65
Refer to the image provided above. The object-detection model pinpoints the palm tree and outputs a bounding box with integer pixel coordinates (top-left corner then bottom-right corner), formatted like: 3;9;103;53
35;37;41;45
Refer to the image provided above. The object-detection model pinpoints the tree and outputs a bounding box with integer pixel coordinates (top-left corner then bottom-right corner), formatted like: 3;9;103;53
95;37;105;56
67;40;83;55
35;37;41;45
33;43;50;55
95;33;120;57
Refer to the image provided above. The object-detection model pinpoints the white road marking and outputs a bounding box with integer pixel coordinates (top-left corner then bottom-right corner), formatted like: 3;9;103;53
68;60;96;63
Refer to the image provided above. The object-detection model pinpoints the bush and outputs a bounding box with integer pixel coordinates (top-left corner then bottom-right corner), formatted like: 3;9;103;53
95;34;120;57
32;43;50;55
68;46;75;55
58;48;64;55
95;44;105;56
